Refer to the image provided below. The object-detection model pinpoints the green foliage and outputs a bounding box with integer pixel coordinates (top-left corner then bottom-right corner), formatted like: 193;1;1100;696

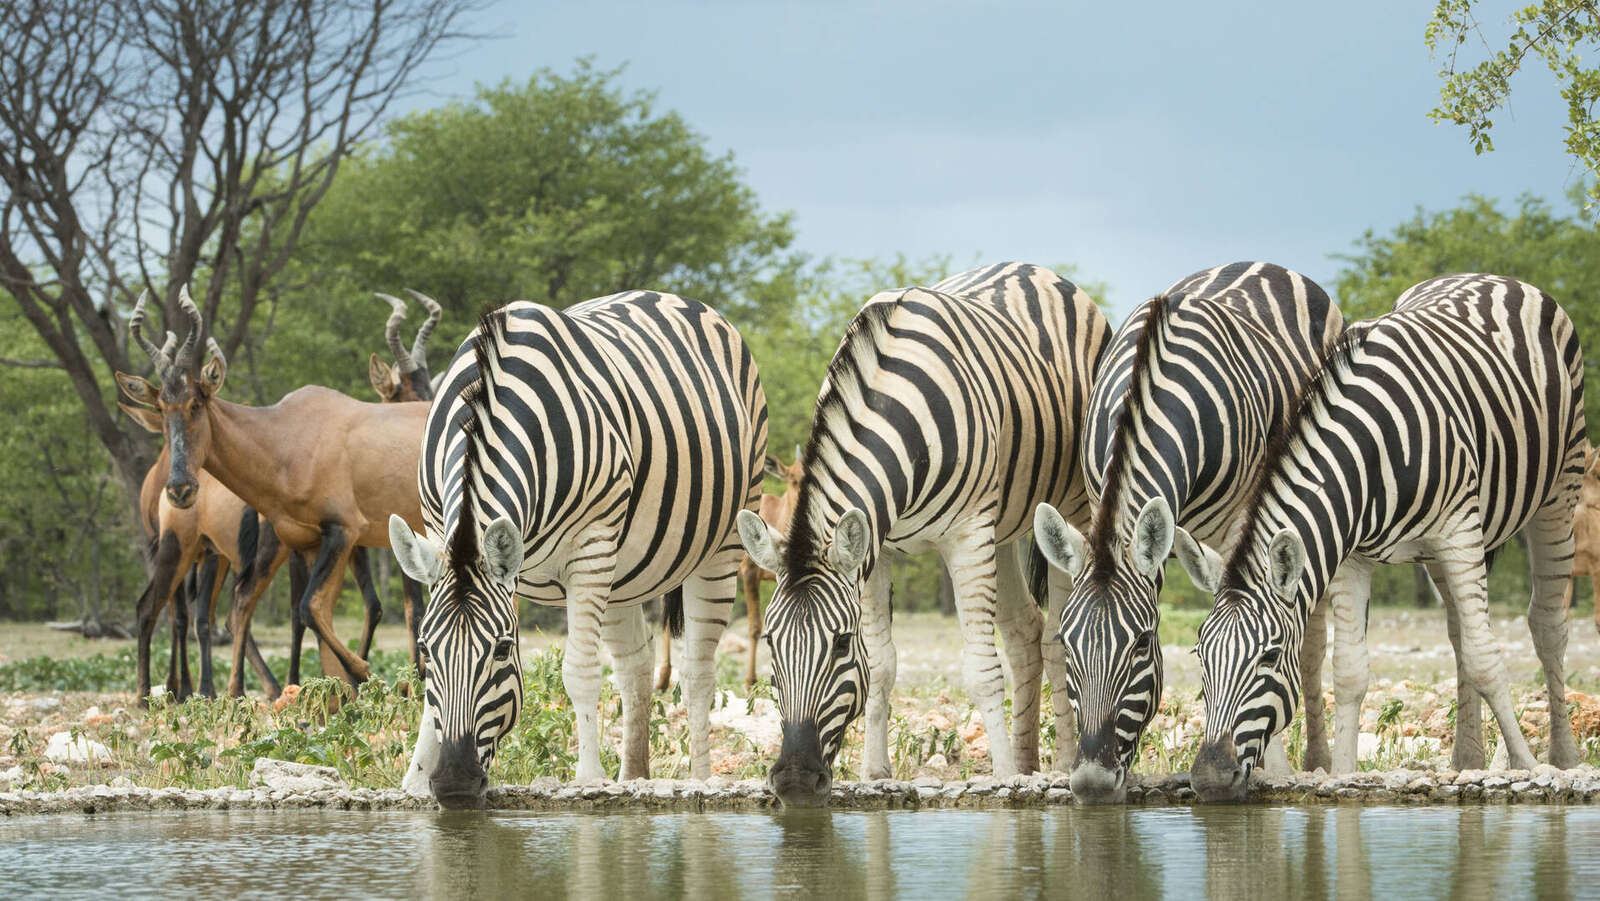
0;648;140;693
247;59;799;405
1428;2;1600;205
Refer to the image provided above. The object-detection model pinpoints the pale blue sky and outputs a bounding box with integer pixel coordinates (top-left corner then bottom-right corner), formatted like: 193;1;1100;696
403;1;1581;321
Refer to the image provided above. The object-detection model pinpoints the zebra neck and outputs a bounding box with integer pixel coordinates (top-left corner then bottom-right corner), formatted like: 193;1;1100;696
1235;459;1358;621
786;472;895;577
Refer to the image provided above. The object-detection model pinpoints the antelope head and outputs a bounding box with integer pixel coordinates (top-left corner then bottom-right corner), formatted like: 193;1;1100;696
114;286;227;510
369;290;442;403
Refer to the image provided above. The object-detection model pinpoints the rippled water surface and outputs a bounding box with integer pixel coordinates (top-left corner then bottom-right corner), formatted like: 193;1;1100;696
2;805;1597;899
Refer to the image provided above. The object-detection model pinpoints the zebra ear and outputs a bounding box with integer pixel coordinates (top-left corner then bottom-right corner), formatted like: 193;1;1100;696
1033;503;1087;580
829;508;871;574
481;516;522;588
1172;527;1222;593
1130;497;1175;578
1267;529;1307;601
389;514;443;585
737;509;783;573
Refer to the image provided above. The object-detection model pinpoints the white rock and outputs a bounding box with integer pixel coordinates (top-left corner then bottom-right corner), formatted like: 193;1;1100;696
0;764;24;787
248;758;346;793
925;753;949;769
707;692;781;752
44;731;110;763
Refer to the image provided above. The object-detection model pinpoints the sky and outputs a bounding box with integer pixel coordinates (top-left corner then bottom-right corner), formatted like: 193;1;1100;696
398;1;1583;322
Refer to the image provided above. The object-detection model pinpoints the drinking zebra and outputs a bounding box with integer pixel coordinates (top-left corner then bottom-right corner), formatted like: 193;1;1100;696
388;292;767;807
1032;261;1343;802
738;262;1109;806
1189;274;1584;801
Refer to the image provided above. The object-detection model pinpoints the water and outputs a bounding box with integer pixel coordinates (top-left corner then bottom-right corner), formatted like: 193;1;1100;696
1;805;1597;900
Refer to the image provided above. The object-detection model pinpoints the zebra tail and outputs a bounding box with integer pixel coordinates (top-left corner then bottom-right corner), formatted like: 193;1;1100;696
1021;534;1049;608
664;586;685;638
235;507;260;588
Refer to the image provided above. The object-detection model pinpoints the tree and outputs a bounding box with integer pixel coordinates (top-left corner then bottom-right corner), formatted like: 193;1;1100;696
0;0;479;521
1427;1;1600;204
248;61;800;403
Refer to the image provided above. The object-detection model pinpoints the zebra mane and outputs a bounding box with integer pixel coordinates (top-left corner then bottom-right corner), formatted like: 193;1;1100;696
785;299;898;572
1221;323;1370;586
1088;294;1170;574
447;307;511;576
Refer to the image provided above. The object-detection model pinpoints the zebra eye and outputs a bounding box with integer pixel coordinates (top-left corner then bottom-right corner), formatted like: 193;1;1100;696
832;632;854;659
493;639;515;663
1258;646;1282;669
1132;630;1156;656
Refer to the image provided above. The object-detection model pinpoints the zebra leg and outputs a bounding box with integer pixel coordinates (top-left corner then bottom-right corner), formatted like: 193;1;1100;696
1525;503;1579;768
1039;559;1076;772
563;549;617;782
1436;570;1485;770
995;538;1043;774
943;526;1018;778
744;562;764;690
1436;544;1539;770
680;551;741;780
1327;560;1374;774
402;701;440;799
1299;593;1330;772
600;602;653;781
861;559;896;780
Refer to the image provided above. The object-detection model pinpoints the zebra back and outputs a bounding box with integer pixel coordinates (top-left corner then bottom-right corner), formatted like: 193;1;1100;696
785;262;1109;572
419;291;767;607
1081;262;1341;551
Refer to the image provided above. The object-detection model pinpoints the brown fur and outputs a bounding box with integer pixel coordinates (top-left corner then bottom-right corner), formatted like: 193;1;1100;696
1566;442;1600;638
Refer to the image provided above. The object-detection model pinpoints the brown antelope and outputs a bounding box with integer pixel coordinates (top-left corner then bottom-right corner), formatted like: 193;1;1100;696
1567;441;1600;638
116;287;430;693
654;449;802;691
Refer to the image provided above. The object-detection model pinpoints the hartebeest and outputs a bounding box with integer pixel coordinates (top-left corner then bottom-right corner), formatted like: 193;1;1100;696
369;290;441;403
654;449;802;691
116;287;430;692
1568;441;1600;638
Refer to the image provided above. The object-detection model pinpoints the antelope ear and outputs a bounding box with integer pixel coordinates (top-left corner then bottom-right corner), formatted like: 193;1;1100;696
199;349;226;395
829;507;871;574
115;371;159;408
762;454;786;481
480;516;522;588
369;354;396;401
389;514;443;585
1267;529;1307;601
1130;497;1175;578
1034;503;1088;580
1172;527;1223;593
737;509;783;573
118;402;164;434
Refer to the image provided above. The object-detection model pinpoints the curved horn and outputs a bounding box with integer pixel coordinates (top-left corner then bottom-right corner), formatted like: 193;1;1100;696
205;336;226;374
175;284;204;370
128;291;172;376
404;289;441;372
374;293;414;372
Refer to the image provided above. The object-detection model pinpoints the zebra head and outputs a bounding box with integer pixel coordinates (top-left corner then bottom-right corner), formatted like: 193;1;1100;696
390;513;525;809
1192;528;1306;802
737;507;870;807
1034;498;1222;803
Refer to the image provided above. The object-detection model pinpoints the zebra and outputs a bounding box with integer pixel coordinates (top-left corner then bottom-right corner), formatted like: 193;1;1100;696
387;291;766;807
738;262;1109;806
1188;274;1585;801
1031;262;1343;802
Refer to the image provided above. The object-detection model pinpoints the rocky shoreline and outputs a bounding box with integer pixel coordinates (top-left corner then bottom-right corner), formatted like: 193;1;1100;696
4;761;1600;816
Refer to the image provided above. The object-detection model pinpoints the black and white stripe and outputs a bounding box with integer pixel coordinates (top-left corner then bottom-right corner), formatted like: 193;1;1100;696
1032;262;1342;799
390;292;766;804
739;262;1108;805
1189;274;1585;800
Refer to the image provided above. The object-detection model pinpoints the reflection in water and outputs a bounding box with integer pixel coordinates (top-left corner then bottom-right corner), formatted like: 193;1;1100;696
0;805;1596;899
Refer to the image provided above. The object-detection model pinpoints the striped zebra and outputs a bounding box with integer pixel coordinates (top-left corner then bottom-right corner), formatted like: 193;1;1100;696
388;292;766;807
1032;262;1343;802
738;262;1109;806
1189;274;1585;801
